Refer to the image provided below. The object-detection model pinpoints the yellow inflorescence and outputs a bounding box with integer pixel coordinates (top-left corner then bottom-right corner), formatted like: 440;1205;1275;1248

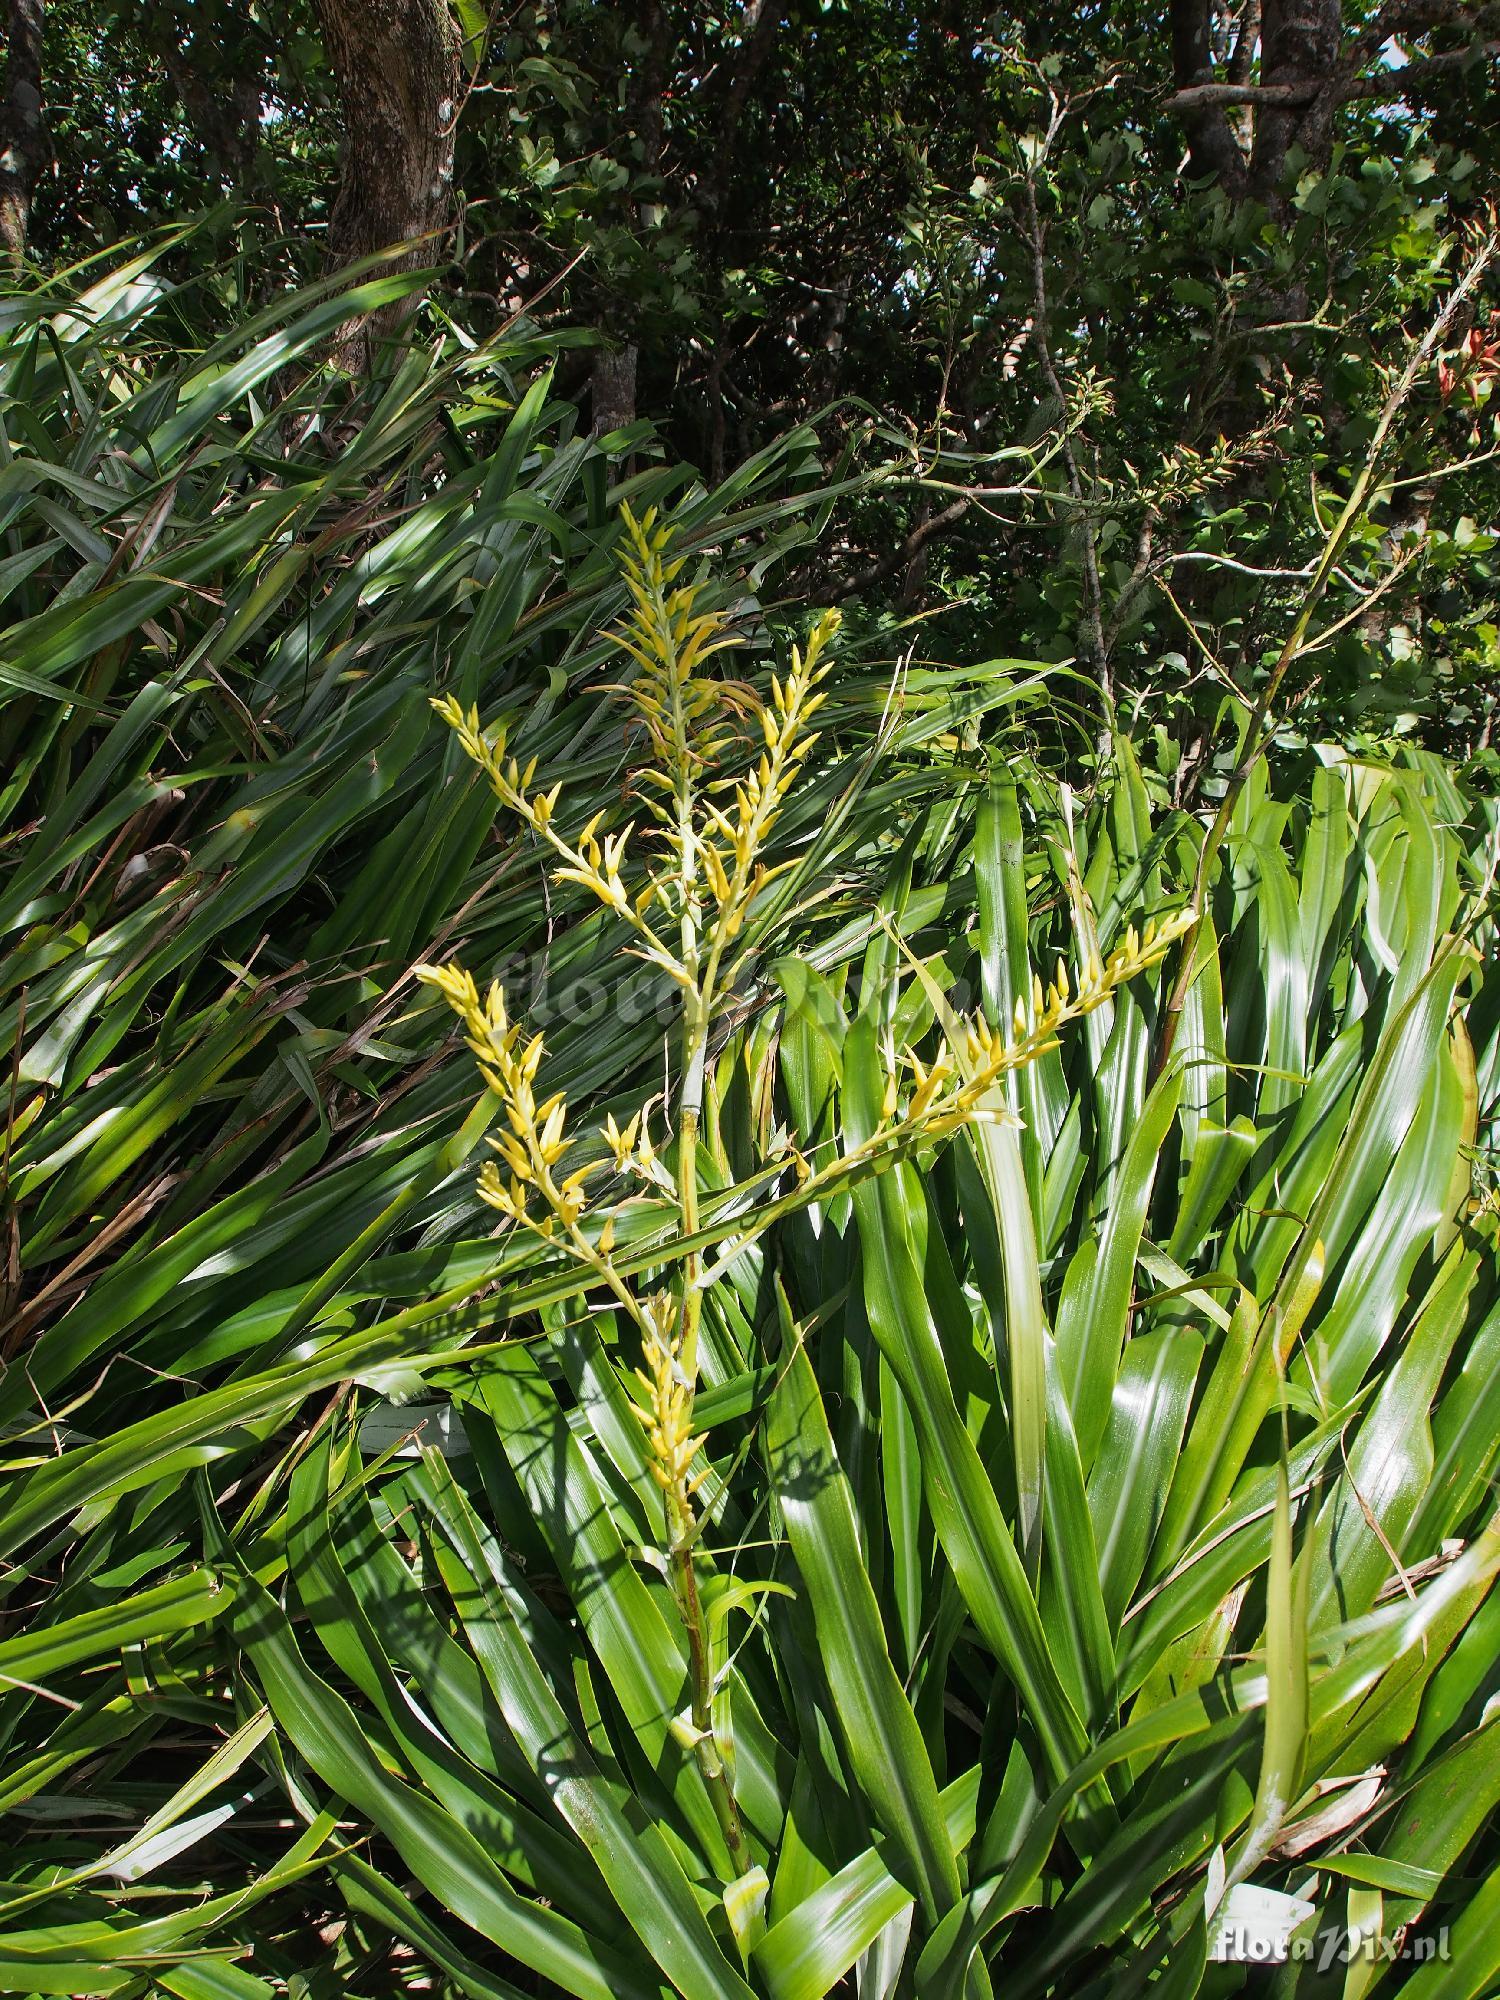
599;1109;674;1192
552;816;637;922
432;505;842;1009
699;606;839;946
611;506;738;778
413;960;595;1232
952;907;1197;1090
429;695;563;834
628;1292;710;1517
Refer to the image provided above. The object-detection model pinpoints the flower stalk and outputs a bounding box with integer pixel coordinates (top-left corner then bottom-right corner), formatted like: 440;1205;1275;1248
416;503;1190;1889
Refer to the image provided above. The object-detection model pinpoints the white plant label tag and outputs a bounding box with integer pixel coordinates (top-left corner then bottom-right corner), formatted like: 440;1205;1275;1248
1210;1883;1318;1963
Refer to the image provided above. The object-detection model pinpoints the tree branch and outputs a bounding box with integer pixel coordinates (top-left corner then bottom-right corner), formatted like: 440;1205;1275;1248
1341;39;1500;95
1169;78;1323;109
1168;35;1498;110
827;497;972;603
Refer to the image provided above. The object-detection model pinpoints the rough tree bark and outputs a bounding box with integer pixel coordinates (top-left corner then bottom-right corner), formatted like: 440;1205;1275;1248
1169;0;1347;206
1249;0;1344;204
0;0;46;268
1167;0;1496;211
591;344;640;434
311;0;461;371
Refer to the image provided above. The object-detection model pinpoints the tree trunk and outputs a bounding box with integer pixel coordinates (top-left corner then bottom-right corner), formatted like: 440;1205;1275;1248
1170;0;1346;209
1170;0;1249;195
163;39;263;193
591;343;639;435
589;0;669;439
1250;0;1344;206
311;0;461;371
0;0;46;268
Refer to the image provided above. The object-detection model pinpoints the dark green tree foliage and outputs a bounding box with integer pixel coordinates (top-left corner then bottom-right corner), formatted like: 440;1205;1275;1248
26;0;328;255
7;2;1498;762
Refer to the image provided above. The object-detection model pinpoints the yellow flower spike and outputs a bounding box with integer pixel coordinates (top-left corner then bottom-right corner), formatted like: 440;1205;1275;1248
910;1053;952;1120
415;952;602;1246
808;606;843;651
415;960;464;1006
556;1171;590;1226
899;902;1198;1130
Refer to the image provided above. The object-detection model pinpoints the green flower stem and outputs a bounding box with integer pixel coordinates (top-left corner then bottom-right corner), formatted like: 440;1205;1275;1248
667;1482;753;1881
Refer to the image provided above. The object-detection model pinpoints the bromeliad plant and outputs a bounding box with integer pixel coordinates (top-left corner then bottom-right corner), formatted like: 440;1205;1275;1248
0;250;939;1989
0;246;1067;1992
415;507;1192;1945
329;705;1497;1998
195;702;1500;2000
417;508;847;1905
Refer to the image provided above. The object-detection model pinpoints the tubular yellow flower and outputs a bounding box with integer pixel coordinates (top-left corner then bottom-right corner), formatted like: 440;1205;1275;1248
601;1111;641;1169
609;504;740;785
945;904;1198;1104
